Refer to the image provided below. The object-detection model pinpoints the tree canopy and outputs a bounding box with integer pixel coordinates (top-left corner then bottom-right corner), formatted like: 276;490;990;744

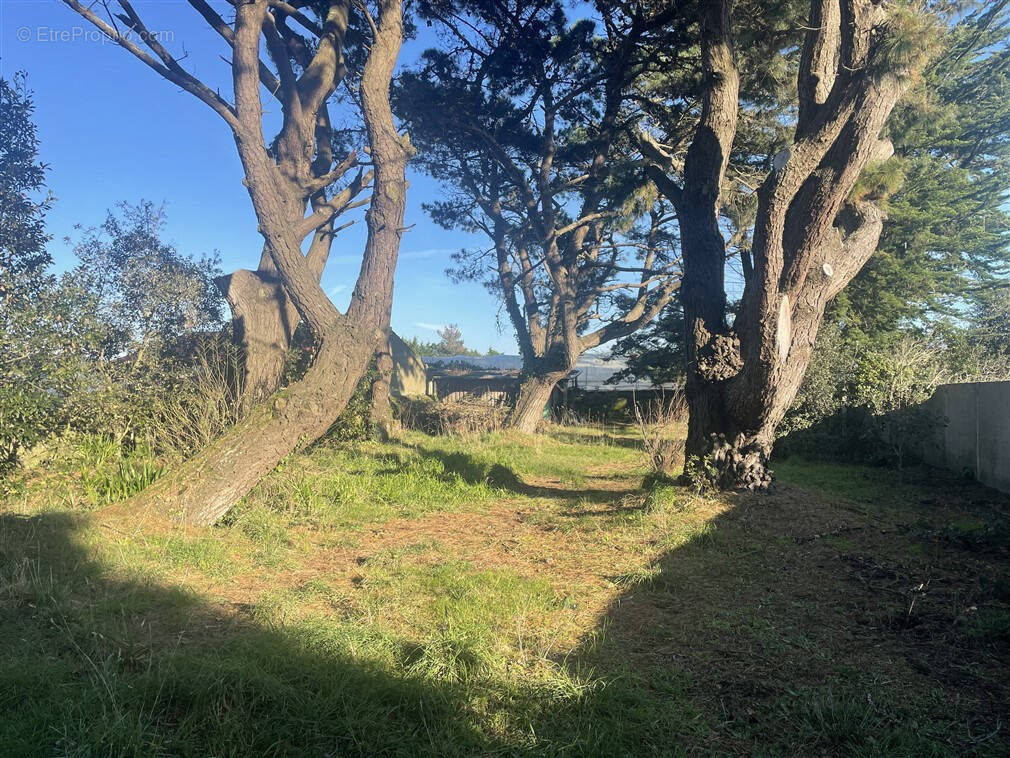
398;0;683;429
833;1;1010;343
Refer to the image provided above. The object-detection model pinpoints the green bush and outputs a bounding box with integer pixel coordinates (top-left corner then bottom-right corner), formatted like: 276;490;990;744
2;201;236;473
326;361;380;442
778;336;948;466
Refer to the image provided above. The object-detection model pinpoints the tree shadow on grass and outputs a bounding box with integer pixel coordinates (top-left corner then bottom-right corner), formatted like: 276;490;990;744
403;444;641;505
0;512;509;756
563;468;1010;754
547;428;646;451
4;462;1008;755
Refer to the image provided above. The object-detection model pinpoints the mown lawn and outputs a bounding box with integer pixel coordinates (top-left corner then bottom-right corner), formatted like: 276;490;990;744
2;427;1009;755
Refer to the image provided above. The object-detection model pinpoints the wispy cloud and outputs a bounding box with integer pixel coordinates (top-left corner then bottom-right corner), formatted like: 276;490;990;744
400;247;454;261
414;321;444;332
328;284;347;297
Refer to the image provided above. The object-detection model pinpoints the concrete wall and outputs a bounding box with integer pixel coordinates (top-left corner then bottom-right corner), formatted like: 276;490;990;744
923;381;1010;493
389;332;427;397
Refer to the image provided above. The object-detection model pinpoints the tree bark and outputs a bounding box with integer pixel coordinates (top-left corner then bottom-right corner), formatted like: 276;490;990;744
216;268;298;403
643;0;920;490
217;224;341;403
508;370;567;433
369;330;394;441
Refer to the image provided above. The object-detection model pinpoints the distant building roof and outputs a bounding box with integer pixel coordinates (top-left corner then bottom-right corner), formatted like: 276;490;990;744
420;353;671;390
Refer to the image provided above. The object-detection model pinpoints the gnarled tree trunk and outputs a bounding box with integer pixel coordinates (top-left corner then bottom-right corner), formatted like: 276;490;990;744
68;0;411;524
644;0;923;489
216;268;297;403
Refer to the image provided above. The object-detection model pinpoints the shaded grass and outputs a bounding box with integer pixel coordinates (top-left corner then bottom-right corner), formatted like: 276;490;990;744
1;429;1008;754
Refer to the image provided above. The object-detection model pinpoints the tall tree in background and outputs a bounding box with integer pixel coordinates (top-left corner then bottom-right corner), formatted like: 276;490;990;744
0;74;58;468
436;324;467;355
64;0;412;524
399;0;682;431
831;1;1010;342
641;0;935;487
607;295;686;387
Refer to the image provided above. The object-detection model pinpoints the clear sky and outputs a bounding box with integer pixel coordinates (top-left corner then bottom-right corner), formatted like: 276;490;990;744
0;0;519;353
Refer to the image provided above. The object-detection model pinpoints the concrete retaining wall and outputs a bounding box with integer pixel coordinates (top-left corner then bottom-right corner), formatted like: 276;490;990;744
924;382;1010;493
389;331;427;397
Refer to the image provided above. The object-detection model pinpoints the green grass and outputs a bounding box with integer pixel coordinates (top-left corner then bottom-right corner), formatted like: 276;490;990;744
1;428;1008;755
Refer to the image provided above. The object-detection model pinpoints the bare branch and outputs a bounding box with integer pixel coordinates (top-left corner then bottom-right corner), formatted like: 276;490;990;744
187;0;285;101
296;0;350;117
305;150;359;193
268;0;324;37
296;169;374;238
61;0;240;129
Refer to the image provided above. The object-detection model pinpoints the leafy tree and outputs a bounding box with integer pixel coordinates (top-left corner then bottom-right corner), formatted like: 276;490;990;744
970;286;1010;364
436;324;467;355
69;202;224;359
607;296;686;387
398;0;682;431
832;1;1010;343
56;202;228;444
775;3;1010;445
0;74;61;469
623;3;1010;400
404;336;441;356
0;73;52;282
404;328;479;357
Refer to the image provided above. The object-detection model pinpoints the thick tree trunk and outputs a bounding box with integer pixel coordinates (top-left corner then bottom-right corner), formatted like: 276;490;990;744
508;371;566;433
106;324;372;526
683;385;777;490
216;268;298;403
682;313;819;490
369;331;394;441
651;0;915;491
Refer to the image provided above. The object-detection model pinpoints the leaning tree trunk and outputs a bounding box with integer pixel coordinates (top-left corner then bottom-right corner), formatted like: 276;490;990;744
103;0;411;525
508;370;568;433
106;325;373;525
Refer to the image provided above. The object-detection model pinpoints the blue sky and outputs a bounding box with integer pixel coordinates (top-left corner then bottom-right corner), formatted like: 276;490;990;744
0;0;518;353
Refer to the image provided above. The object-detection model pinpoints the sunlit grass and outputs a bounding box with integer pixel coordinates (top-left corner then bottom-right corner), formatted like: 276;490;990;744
1;426;1008;754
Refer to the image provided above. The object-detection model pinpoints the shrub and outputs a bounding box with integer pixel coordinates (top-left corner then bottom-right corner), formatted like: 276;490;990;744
139;336;246;457
396;396;506;437
326;360;380;442
2;202;235;473
634;394;686;480
778;337;949;466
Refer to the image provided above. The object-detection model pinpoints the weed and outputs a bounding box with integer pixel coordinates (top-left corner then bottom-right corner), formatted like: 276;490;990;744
634;392;687;479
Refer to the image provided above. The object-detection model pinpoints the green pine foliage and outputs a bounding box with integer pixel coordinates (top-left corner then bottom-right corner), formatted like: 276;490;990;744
833;1;1010;345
